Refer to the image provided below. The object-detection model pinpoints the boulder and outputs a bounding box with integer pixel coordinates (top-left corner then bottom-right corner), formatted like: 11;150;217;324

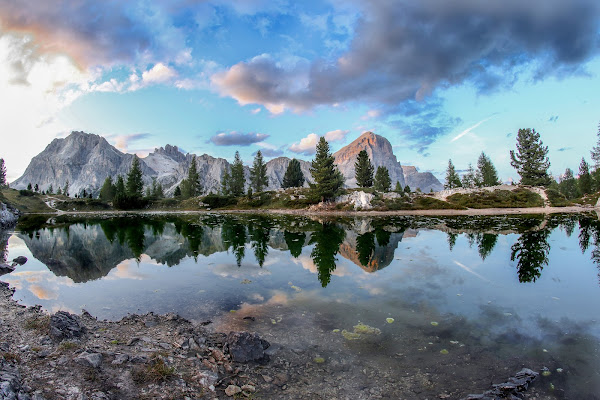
49;311;86;341
75;351;103;368
335;191;374;210
0;202;19;229
224;332;270;363
0;264;15;276
11;256;27;266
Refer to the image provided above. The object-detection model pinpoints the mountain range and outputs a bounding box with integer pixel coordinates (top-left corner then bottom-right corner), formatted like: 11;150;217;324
11;131;442;195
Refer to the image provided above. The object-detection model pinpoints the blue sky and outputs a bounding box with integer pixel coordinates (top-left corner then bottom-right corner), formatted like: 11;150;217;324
1;0;599;183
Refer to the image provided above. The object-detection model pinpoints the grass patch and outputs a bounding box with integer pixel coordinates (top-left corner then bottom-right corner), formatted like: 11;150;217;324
374;195;464;211
132;355;175;384
571;192;600;206
23;315;50;333
0;188;52;213
446;189;543;209
545;189;572;207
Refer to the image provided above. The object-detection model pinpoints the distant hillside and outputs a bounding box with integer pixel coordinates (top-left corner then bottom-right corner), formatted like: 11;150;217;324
12;130;442;195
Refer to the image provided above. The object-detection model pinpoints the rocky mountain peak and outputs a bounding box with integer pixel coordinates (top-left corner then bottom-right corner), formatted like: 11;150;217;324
152;144;187;163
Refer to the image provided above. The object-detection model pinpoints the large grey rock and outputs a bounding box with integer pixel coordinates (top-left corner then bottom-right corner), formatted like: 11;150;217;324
402;165;443;193
49;311;86;341
0;202;19;229
335;191;374;210
224;332;270;363
75;352;103;369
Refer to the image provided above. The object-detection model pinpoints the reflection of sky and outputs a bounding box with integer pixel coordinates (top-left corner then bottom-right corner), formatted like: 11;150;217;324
4;224;600;344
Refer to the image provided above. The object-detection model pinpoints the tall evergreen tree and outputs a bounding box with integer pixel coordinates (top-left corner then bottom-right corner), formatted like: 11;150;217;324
34;184;39;192
559;168;579;199
187;155;201;197
374;166;391;192
27;183;32;191
509;128;551;186
151;178;164;198
63;180;69;197
126;156;144;198
310;137;344;201
444;159;462;189
250;150;268;192
179;178;191;199
99;176;116;202
282;159;304;188
394;181;402;193
461;163;477;188
174;185;182;197
229;151;245;197
47;184;53;194
578;157;592;195
0;158;6;188
221;167;231;195
404;185;411;193
354;150;374;188
476;152;501;187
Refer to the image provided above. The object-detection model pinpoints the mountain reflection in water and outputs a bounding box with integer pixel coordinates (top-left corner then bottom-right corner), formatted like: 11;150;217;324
8;213;600;287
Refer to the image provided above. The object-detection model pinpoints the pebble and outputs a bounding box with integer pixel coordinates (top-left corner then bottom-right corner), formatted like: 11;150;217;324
225;385;242;396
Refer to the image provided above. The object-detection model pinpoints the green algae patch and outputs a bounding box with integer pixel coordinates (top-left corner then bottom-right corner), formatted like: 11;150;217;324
332;329;340;333
386;318;395;324
314;357;325;364
430;321;439;326
342;322;381;340
440;349;449;355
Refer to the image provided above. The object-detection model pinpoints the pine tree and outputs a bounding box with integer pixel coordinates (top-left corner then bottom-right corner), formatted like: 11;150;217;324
461;163;477;188
151;178;164;198
444;159;462;189
113;175;126;205
282;159;304;188
404;185;411;193
27;183;32;191
476;152;501;187
174;185;182;197
34;184;39;192
250;150;268;192
578;158;592;195
99;176;116;202
126;156;144;198
0;158;6;188
309;137;344;201
354;150;374;188
510;128;551;186
47;184;53;194
179;178;191;199
63;180;69;197
394;181;402;193
559;168;579;199
221;167;231;195
374;166;391;192
229;151;245;197
187;155;201;197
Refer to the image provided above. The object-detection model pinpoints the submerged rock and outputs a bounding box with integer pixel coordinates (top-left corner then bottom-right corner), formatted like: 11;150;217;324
49;311;86;341
224;331;270;363
0;263;15;276
463;368;538;399
11;256;27;266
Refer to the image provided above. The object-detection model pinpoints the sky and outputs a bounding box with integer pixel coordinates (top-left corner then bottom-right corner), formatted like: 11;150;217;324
1;0;600;184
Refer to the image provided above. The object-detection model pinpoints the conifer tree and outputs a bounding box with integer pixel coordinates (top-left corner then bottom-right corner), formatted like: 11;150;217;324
355;150;374;188
221;168;231;195
229;151;245;197
27;183;32;191
63;180;69;197
34;184;39;193
310;137;344;201
151;178;164;198
48;184;53;194
282;159;304;188
99;176;116;202
126;156;144;198
394;181;402;193
444;159;462;189
187;155;201;197
374;166;391;192
510;128;551;186
174;185;182;197
476;152;501;187
578;158;592;195
250;150;268;192
404;185;411;193
461;163;477;188
0;158;6;188
558;168;579;199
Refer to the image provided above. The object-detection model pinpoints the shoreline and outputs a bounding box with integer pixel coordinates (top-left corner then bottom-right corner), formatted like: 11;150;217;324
21;204;599;218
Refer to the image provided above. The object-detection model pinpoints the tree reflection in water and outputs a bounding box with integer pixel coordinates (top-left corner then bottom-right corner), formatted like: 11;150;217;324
221;218;247;267
510;230;551;283
284;231;306;258
309;222;345;287
248;216;273;267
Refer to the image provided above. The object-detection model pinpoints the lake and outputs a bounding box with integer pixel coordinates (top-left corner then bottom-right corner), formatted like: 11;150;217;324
2;212;600;398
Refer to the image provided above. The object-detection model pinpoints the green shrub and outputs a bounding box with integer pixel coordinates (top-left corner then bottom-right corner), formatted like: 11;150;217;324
202;194;238;208
545;189;571;207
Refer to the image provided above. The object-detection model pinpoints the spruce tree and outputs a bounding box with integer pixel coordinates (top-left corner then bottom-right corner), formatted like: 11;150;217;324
179;178;191;199
34;184;39;192
444;159;462;189
126;156;144;198
99;176;116;202
174;185;182;197
510;128;551;186
27;183;32;191
374;166;391;192
404;185;411;193
578;158;592;195
187;155;201;197
48;184;53;194
355;150;374;188
229;151;245;197
559;168;579;199
282;159;304;188
151;178;164;198
476;152;501;187
250;150;268;192
394;181;402;193
0;158;6;188
461;163;477;188
310;137;344;201
63;180;69;197
221;168;231;195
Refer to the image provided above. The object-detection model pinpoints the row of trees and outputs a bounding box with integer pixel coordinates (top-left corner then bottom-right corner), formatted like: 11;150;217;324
445;152;501;189
354;150;397;192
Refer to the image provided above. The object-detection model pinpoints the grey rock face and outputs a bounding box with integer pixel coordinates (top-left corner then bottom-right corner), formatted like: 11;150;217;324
0;202;19;229
333;132;406;188
402;165;444;193
224;331;270;363
49;311;86;341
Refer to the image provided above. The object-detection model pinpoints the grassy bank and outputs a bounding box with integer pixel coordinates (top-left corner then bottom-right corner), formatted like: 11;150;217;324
0;188;52;213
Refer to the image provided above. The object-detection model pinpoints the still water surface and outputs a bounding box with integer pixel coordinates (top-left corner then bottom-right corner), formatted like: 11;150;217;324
1;213;599;398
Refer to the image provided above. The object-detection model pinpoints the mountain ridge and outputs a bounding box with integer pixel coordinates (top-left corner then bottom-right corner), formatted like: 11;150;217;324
12;131;442;195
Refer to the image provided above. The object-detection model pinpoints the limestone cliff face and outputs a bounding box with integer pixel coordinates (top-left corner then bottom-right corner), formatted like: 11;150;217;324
333;132;406;188
401;166;444;193
11;131;155;196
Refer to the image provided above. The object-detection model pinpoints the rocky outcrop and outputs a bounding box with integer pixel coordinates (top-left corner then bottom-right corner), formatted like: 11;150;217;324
334;132;406;188
0;202;19;229
335;191;375;210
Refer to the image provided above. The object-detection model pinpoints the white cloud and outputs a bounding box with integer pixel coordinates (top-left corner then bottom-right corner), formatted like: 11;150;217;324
141;62;177;84
289;133;319;155
324;129;349;142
